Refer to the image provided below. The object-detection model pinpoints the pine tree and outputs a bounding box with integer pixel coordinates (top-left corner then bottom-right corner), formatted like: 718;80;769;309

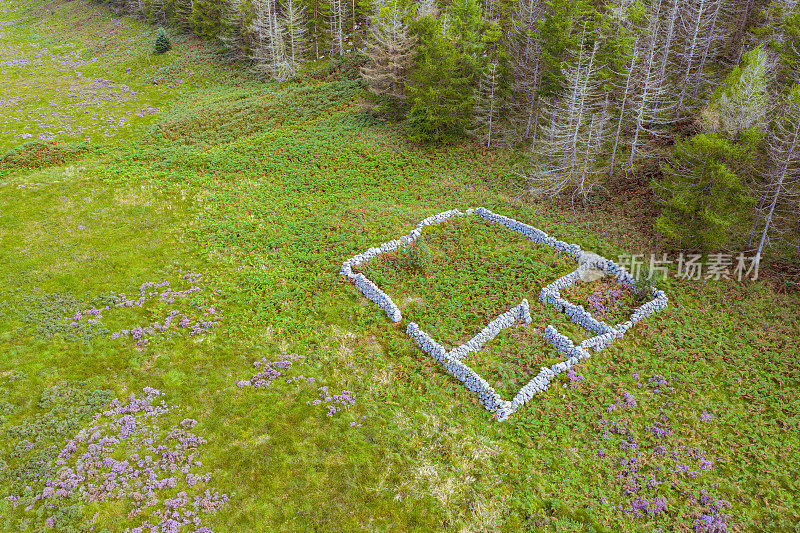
360;0;416;102
328;0;347;56
218;0;249;60
673;0;726;117
447;0;485;66
627;0;674;169
251;0;291;79
508;0;544;141
707;46;770;139
469;21;508;146
173;0;195;31
154;27;172;53
145;0;169;23
776;3;800;83
732;0;757;63
652;132;757;251
470;61;505;146
405;16;474;142
536;0;594;99
609;40;638;172
189;0;224;40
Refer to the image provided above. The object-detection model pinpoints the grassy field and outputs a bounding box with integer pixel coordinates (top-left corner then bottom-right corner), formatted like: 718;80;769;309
1;1;799;532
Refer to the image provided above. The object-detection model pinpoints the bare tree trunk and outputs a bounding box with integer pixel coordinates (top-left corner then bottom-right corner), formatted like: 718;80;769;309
756;117;800;267
654;0;677;106
611;43;639;172
692;0;723;98
733;0;755;63
675;0;708;117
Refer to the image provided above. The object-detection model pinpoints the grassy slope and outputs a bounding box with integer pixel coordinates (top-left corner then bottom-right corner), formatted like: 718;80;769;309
1;1;799;532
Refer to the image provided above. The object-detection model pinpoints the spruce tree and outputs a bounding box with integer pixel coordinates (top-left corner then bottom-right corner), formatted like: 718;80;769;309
154;27;172;54
189;1;224;40
707;47;769;139
405;16;474;142
652;133;758;251
751;86;800;269
536;0;593;98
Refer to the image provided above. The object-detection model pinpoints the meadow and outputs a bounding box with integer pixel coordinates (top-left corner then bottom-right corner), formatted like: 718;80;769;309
1;1;799;531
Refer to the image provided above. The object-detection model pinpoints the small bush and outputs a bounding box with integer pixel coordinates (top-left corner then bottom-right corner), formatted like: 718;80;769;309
154;27;171;54
409;237;432;272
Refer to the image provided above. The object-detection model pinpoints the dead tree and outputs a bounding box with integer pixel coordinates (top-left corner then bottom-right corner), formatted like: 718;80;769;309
508;0;545;143
522;40;608;203
251;0;291;80
752;88;800;270
360;1;416;101
283;0;308;77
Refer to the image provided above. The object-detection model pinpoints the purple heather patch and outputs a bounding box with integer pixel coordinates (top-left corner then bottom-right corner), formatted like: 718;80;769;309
6;388;228;531
61;272;220;347
236;353;306;389
594;374;733;529
566;369;585;383
587;288;626;314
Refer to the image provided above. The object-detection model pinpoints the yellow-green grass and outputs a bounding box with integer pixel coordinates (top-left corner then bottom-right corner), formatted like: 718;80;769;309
0;1;799;532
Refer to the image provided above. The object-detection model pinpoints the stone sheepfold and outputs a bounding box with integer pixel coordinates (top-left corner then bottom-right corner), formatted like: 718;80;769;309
341;207;669;421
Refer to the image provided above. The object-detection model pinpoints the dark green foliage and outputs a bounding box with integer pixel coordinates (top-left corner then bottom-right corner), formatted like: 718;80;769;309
447;0;485;70
777;8;800;83
536;0;594;98
325;51;369;81
154;27;172;54
652;132;759;251
189;0;223;40
591;9;635;91
405;17;475;142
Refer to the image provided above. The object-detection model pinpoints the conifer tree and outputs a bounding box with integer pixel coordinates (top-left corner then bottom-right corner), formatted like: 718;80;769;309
360;0;416;102
776;3;800;83
173;0;195;31
405;16;474;142
523;39;608;202
283;0;308;76
328;0;347;56
536;0;593;99
751;86;800;268
154;27;172;53
673;0;726;117
470;61;505;146
508;0;544;141
218;0;249;60
189;0;224;40
251;0;291;79
652;132;757;251
470;21;508;146
707;47;770;139
627;0;674;169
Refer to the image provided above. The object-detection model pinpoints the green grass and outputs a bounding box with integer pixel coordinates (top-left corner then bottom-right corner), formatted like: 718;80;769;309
0;1;799;532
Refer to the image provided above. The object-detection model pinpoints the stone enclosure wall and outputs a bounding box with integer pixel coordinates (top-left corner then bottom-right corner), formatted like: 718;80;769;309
341;208;668;421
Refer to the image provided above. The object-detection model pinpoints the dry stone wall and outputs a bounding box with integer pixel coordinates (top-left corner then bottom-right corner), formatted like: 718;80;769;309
341;208;669;421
